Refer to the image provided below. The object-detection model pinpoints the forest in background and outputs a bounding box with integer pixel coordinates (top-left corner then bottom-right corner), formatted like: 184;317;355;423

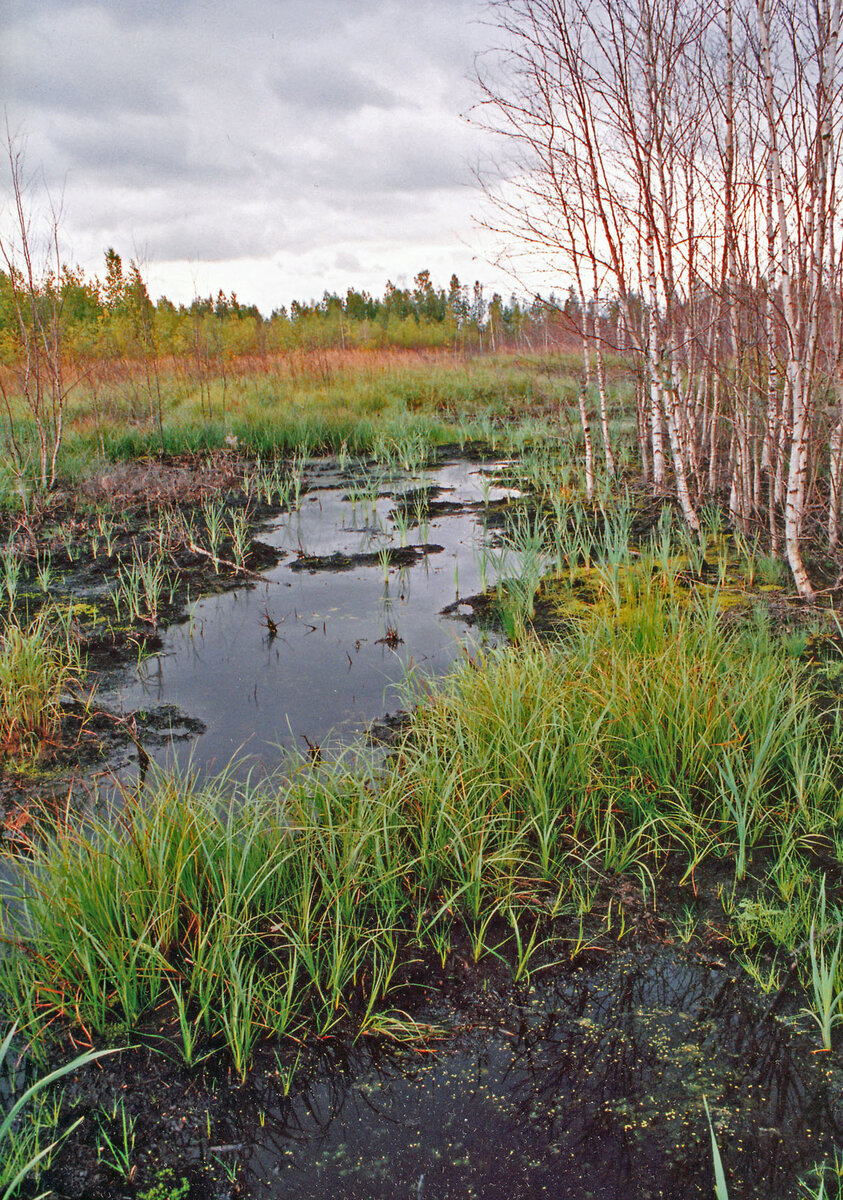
0;252;577;361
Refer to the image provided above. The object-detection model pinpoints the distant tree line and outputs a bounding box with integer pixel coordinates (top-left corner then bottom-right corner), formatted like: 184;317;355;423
0;252;580;367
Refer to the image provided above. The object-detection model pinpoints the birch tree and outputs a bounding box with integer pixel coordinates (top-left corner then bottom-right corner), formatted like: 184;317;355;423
480;0;843;594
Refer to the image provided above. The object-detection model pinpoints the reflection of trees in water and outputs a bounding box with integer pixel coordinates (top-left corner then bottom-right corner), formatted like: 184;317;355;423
502;948;840;1195
231;1039;424;1182
214;947;842;1198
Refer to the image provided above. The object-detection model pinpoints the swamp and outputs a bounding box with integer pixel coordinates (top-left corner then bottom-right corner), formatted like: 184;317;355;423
1;347;843;1200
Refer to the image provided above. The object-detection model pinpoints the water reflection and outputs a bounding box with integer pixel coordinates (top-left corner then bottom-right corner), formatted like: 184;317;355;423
214;946;840;1199
104;457;518;778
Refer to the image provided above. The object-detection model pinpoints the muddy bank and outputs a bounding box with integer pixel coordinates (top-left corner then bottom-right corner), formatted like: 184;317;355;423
34;915;842;1200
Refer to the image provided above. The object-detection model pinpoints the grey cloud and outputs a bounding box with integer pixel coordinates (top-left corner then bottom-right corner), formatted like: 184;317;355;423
268;62;401;115
311;113;476;196
51;119;191;181
146;211;287;263
333;250;363;273
2;9;182;118
59;179;289;264
1;0;501;303
5;52;179;120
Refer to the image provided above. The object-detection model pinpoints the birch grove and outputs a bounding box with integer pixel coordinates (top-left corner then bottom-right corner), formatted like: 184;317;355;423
482;0;843;597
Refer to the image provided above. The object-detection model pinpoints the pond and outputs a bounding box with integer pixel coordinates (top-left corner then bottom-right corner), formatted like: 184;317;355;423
253;944;837;1199
104;455;519;775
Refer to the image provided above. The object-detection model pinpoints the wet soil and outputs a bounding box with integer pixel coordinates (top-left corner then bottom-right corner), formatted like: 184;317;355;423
5;450;843;1199
288;544;444;573
29;895;843;1200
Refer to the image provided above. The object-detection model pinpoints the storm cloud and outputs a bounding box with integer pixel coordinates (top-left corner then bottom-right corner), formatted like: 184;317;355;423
0;0;511;310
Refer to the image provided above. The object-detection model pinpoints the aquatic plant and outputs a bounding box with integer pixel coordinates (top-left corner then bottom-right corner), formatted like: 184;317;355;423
96;510;118;557
227;506;251;569
0;608;82;754
703;1097;730;1200
59;524;78;563
474;539;491;592
95;1095;136;1182
202;498;226;568
246;458;292;509
595;502;634;611
391;429;430;472
378;546;391;584
289;454;307;509
803;880;843;1051
1;540;22;613
413;496;430;544
494;504;550;634
34;551;52;594
114;544;176;628
392;505;411;548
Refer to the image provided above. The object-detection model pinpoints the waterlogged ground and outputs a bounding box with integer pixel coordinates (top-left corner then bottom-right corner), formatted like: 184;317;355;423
264;947;837;1200
7;451;843;1200
46;936;842;1199
105;456;518;774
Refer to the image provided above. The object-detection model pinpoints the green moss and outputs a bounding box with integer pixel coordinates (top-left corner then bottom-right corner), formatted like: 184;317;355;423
138;1169;190;1200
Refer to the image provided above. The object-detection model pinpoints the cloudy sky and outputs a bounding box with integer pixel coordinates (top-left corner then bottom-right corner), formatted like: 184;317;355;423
1;0;521;312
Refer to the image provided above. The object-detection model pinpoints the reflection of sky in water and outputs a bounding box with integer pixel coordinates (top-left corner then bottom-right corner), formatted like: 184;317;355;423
105;458;520;775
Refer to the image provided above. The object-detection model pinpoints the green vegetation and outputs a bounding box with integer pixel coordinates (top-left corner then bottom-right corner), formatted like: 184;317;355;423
137;1171;190;1200
0;352;840;1191
0;1024;114;1199
0;257;564;364
0;347;594;510
0;607;83;755
2;562;842;1083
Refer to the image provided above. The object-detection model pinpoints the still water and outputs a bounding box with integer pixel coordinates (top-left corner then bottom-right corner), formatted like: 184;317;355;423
106;456;518;774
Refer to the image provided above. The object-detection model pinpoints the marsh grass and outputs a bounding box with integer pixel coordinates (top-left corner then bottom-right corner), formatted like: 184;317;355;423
0;608;83;755
401;585;839;890
44;352;579;480
2;569;840;1075
113;545;176;627
0;766;413;1074
1;541;22;613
